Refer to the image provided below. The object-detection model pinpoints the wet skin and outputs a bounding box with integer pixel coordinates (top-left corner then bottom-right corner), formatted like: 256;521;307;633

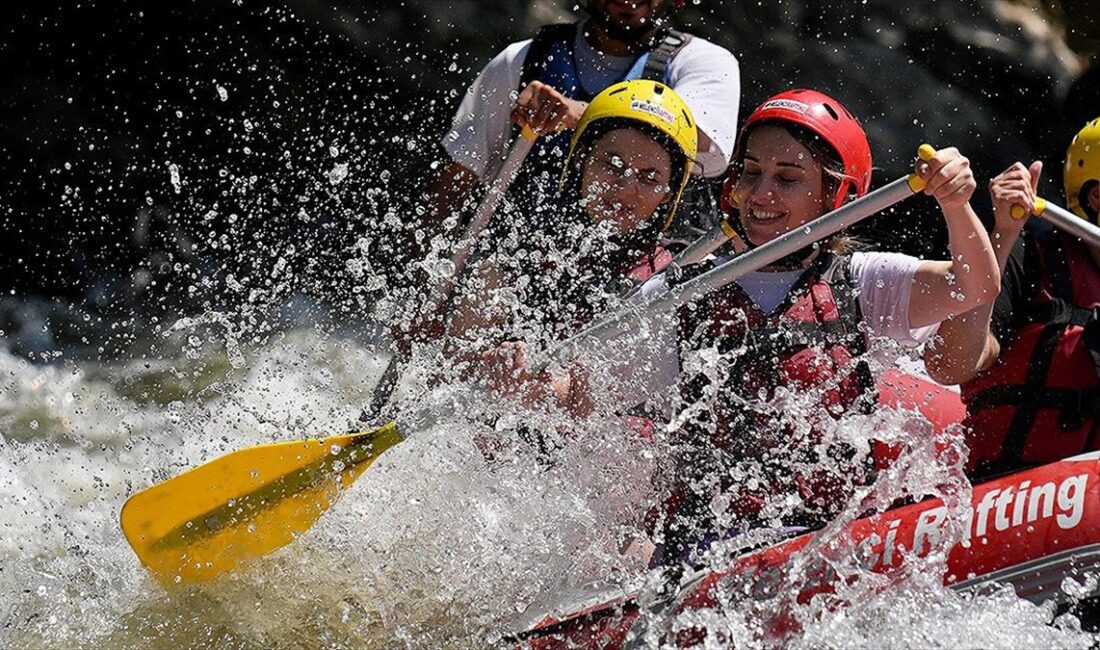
579;128;673;235
731;125;828;249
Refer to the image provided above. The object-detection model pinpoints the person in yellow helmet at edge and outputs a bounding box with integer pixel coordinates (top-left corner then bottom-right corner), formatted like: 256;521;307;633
442;80;694;434
924;118;1100;480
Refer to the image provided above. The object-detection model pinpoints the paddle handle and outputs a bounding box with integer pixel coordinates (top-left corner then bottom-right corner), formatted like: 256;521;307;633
545;145;936;364
364;128;537;423
424;127;538;316
1011;198;1100;249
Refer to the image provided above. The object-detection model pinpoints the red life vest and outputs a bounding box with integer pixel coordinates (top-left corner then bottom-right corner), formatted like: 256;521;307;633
671;253;875;525
960;228;1100;479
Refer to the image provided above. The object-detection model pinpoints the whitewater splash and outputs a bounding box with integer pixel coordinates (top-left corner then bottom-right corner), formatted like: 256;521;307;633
0;315;1097;649
0;315;666;648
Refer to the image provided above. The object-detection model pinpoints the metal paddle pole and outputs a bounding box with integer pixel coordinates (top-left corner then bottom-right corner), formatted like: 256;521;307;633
1013;198;1100;249
365;127;538;419
546;145;936;365
667;218;743;268
423;126;539;318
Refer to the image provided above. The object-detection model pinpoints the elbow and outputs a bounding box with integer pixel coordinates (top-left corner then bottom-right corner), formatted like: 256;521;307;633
923;347;973;386
959;272;1001;314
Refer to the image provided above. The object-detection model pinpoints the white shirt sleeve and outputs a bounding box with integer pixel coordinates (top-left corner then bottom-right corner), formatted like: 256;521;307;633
850;251;939;347
441;40;529;180
665;37;741;178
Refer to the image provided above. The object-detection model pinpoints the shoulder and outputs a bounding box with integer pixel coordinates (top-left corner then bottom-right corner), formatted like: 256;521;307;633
484;38;534;74
849;251;923;284
670;34;740;71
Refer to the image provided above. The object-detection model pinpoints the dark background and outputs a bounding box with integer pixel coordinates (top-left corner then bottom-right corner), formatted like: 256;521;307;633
1;0;1098;353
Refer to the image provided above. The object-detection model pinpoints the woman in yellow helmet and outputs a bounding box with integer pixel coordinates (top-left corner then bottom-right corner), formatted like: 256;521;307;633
926;117;1100;479
444;79;695;416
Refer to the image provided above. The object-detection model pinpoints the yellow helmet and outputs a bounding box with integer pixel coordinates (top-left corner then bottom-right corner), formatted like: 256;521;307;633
561;79;697;230
1064;117;1100;222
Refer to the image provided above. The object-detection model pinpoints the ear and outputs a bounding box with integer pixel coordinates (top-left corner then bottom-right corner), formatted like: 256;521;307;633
1090;183;1099;214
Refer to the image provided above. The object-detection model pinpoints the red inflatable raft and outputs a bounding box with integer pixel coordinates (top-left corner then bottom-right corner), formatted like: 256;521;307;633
515;371;1100;648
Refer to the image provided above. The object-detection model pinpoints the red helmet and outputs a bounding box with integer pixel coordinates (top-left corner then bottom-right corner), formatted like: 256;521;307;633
722;89;873;213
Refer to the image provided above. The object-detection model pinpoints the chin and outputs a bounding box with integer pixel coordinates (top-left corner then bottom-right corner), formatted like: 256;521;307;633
742;220;790;247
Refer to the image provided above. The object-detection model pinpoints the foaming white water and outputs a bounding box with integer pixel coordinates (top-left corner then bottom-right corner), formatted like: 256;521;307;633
0;327;659;647
1;327;1098;648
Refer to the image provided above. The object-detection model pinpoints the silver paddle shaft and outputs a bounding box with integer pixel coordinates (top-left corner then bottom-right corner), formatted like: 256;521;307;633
1035;200;1100;249
546;172;926;365
425;129;537;316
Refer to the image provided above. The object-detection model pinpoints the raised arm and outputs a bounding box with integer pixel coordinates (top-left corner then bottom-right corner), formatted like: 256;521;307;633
923;161;1042;385
907;148;1001;330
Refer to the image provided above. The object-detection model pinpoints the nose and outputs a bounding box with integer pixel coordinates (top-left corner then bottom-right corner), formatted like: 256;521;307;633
744;177;779;204
606;169;647;195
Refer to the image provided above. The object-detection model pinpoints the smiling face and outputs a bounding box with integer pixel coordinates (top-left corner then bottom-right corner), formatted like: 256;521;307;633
732;125;829;247
579;127;673;235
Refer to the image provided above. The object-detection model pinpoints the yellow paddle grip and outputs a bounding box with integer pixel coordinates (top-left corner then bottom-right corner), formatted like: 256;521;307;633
1010;197;1048;220
906;144;937;193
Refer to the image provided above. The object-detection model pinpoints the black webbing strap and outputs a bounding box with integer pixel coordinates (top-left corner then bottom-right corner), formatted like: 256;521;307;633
641;28;692;82
988;321;1068;474
969;383;1100;431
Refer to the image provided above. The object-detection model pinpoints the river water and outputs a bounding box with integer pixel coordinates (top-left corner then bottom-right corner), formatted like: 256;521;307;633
1;290;1098;648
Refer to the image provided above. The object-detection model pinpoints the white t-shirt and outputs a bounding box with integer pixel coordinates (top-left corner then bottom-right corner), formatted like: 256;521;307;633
722;251;937;347
614;251;937;408
442;21;741;181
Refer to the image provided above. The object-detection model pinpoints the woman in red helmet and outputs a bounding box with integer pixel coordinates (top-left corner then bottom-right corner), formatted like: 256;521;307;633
657;89;1001;569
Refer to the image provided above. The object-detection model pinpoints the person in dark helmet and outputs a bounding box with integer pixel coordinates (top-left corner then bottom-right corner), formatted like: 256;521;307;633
424;0;739;252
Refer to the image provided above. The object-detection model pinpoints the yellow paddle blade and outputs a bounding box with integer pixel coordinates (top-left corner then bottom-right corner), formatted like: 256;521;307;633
120;421;403;585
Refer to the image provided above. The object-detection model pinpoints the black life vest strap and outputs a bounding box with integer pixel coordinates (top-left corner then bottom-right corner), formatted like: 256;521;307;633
1025;299;1099;329
977;320;1068;478
968;383;1100;431
519;24;692;94
641;29;692;82
823;254;877;410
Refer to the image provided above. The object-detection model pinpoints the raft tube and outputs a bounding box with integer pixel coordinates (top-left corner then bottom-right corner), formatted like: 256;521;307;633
516;373;1100;647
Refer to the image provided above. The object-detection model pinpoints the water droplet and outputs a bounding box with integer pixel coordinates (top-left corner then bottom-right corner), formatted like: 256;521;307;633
327;162;349;185
167;162;182;194
216;84;228;101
